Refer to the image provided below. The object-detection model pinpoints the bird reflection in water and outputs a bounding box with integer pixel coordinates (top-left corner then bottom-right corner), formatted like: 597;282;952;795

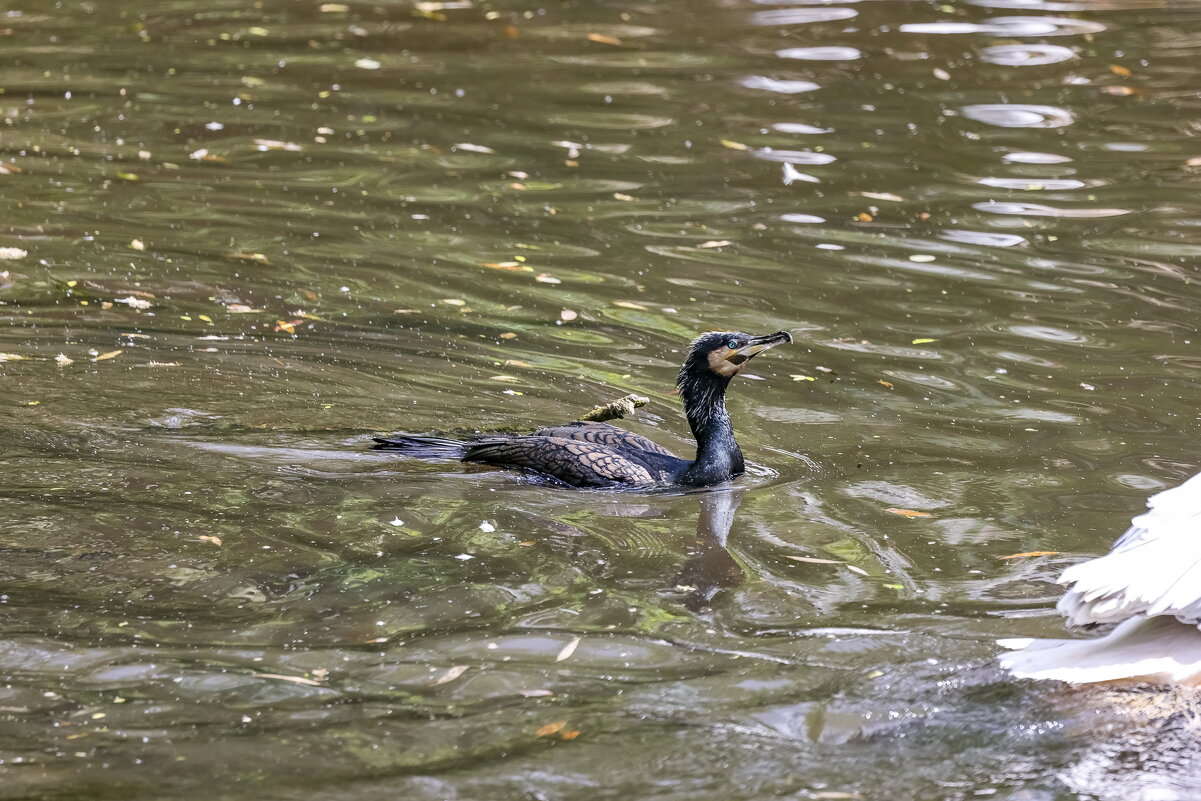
674;486;746;611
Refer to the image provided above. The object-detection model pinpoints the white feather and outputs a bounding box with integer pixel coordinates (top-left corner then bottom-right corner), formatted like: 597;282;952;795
1000;472;1201;685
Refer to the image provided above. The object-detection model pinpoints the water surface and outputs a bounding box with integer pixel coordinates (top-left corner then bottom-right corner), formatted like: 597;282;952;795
3;0;1201;798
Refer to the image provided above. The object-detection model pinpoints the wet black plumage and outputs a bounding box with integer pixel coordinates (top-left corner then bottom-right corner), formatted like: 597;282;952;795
372;330;792;488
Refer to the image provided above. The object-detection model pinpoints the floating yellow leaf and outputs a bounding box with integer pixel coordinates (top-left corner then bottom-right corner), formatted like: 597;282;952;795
499;332;518;340
274;319;306;334
999;551;1061;560
856;212;873;222
440;298;466;306
586;33;623;46
791;374;815;381
226;251;270;264
911;338;937;345
885;508;931;518
198;535;222;546
612;301;647;310
560;729;581;740
720;139;749;151
535;721;567;738
1109;64;1132;77
484;261;533;272
877;379;894;389
93;349;124;361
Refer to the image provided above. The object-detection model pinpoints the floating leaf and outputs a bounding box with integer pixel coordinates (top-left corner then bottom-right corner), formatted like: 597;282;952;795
612;300;647;310
1109;64;1132;77
999;551;1061;560
720;139;749;151
483;261;533;272
252;673;324;687
785;555;843;564
535;273;561;285
354;57;381;70
0;353;26;362
560;729;581;740
226;251;270;264
556;636;581;662
885;508;931;518
535;721;567;738
433;665;469;685
855;212;873;222
586;33;623;46
452;143;495;154
860;192;904;202
791;374;815;381
499;332;518;339
877;379;894;389
115;295;152;310
697;240;732;249
911;338;937;345
198;535;223;546
440;298;466;306
274;319;306;334
93;349;124;361
129;239;145;251
226;304;263;313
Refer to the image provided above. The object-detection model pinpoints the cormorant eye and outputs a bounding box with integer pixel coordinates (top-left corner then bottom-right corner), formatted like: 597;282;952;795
726;339;740;349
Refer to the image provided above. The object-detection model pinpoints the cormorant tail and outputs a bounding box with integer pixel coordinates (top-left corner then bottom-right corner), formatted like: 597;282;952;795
372;434;468;458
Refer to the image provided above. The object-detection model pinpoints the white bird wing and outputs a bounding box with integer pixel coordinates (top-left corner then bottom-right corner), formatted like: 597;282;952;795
1056;472;1201;627
999;615;1201;685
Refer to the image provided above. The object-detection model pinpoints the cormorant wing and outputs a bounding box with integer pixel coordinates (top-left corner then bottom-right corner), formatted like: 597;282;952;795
1056;472;1201;627
463;436;667;488
530;421;678;458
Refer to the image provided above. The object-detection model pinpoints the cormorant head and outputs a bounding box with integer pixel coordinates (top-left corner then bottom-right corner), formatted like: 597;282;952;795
678;330;793;392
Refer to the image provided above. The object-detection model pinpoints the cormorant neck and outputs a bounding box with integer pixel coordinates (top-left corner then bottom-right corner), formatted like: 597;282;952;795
680;375;744;483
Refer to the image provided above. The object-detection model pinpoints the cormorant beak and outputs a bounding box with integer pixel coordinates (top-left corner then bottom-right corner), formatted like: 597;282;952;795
726;331;793;365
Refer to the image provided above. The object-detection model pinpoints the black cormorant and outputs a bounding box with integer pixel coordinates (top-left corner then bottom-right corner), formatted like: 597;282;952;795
373;330;792;488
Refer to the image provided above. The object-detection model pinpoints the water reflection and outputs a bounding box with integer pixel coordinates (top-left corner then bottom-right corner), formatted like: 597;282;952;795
674;487;746;611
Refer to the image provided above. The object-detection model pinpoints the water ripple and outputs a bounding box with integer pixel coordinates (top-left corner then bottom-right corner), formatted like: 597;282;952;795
979;44;1077;66
752;8;858;25
900;16;1107;36
961;104;1075;128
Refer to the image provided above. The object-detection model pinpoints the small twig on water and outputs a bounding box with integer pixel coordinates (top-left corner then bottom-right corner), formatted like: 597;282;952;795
578;393;649;422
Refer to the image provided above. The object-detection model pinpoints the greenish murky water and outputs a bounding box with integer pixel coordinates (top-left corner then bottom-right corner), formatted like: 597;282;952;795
3;0;1201;798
